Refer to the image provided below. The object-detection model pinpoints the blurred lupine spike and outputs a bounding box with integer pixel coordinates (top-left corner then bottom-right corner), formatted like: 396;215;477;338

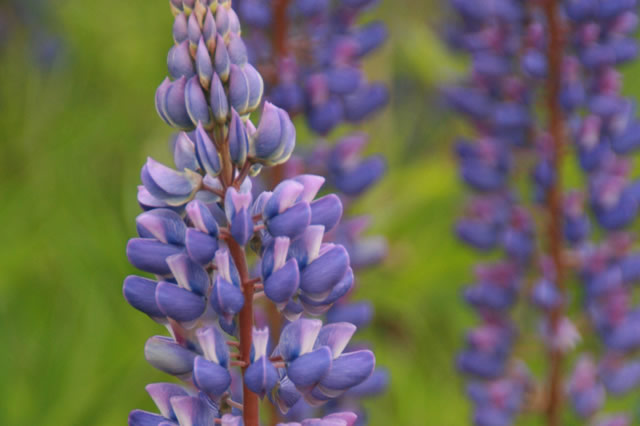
448;0;640;424
124;2;378;424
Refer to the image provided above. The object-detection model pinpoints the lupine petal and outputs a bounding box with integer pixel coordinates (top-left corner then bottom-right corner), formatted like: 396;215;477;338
186;199;219;235
173;13;188;43
185;228;218;265
210;276;244;316
146;383;190;419
314;322;356;359
264;258;300;304
229;64;250;114
267;202;311;238
318;350;375;394
309;195;342;232
166;253;210;295
145;336;196;375
228;109;249;166
193;356;232;398
127;238;183;275
128;410;167;426
170;395;217;426
300;245;349;296
123;276;164;318
155;78;173;125
287;346;332;388
156;282;206;322
279;318;322;361
136;209;186;245
245;356;279;398
244;63;264;112
196;326;230;367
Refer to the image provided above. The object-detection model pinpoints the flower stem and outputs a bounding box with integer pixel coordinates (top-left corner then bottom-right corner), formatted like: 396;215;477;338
542;0;566;425
273;0;291;58
228;238;259;426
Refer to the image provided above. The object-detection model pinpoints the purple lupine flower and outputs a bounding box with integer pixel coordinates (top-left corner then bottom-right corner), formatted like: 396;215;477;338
124;2;375;425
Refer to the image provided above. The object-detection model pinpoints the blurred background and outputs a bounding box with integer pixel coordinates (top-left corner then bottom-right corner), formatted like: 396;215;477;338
2;1;640;425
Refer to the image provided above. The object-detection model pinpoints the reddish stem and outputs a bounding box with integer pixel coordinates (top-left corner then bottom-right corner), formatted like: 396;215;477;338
542;0;566;425
228;238;259;426
273;0;291;58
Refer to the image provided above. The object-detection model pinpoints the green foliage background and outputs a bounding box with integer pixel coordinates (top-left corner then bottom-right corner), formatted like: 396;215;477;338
2;1;640;425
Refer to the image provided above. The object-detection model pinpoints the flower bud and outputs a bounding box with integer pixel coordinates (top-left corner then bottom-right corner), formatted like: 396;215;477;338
195;123;222;176
228;109;249;166
173;13;188;43
168;40;195;80
173;132;198;171
165;76;196;130
214;35;231;81
196;38;213;89
210;73;229;123
203;9;217;52
185;76;213;128
225;187;253;245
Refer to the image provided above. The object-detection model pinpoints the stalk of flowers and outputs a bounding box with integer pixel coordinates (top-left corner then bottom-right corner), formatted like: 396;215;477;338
123;1;377;425
448;0;640;424
445;0;539;424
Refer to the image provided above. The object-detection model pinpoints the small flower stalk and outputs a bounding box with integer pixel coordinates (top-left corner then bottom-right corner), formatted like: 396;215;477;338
124;2;378;425
447;0;640;424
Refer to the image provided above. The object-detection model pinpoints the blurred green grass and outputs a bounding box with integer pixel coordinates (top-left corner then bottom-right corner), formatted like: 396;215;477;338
3;1;640;425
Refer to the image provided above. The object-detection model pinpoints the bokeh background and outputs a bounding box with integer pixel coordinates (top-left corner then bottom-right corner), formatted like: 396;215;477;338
3;1;640;425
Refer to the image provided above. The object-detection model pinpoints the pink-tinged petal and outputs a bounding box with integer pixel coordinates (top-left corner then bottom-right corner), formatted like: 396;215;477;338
279;318;322;361
186;199;219;235
315;323;356;359
166;253;210;295
292;175;325;203
173;132;197;172
136;209;186;245
253;327;270;360
170;395;217;426
196;326;230;366
264;179;305;218
145;383;190;419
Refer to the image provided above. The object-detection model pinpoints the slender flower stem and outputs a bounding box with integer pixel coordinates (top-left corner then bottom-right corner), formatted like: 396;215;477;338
273;0;291;58
228;238;259;426
542;1;566;425
217;127;259;425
